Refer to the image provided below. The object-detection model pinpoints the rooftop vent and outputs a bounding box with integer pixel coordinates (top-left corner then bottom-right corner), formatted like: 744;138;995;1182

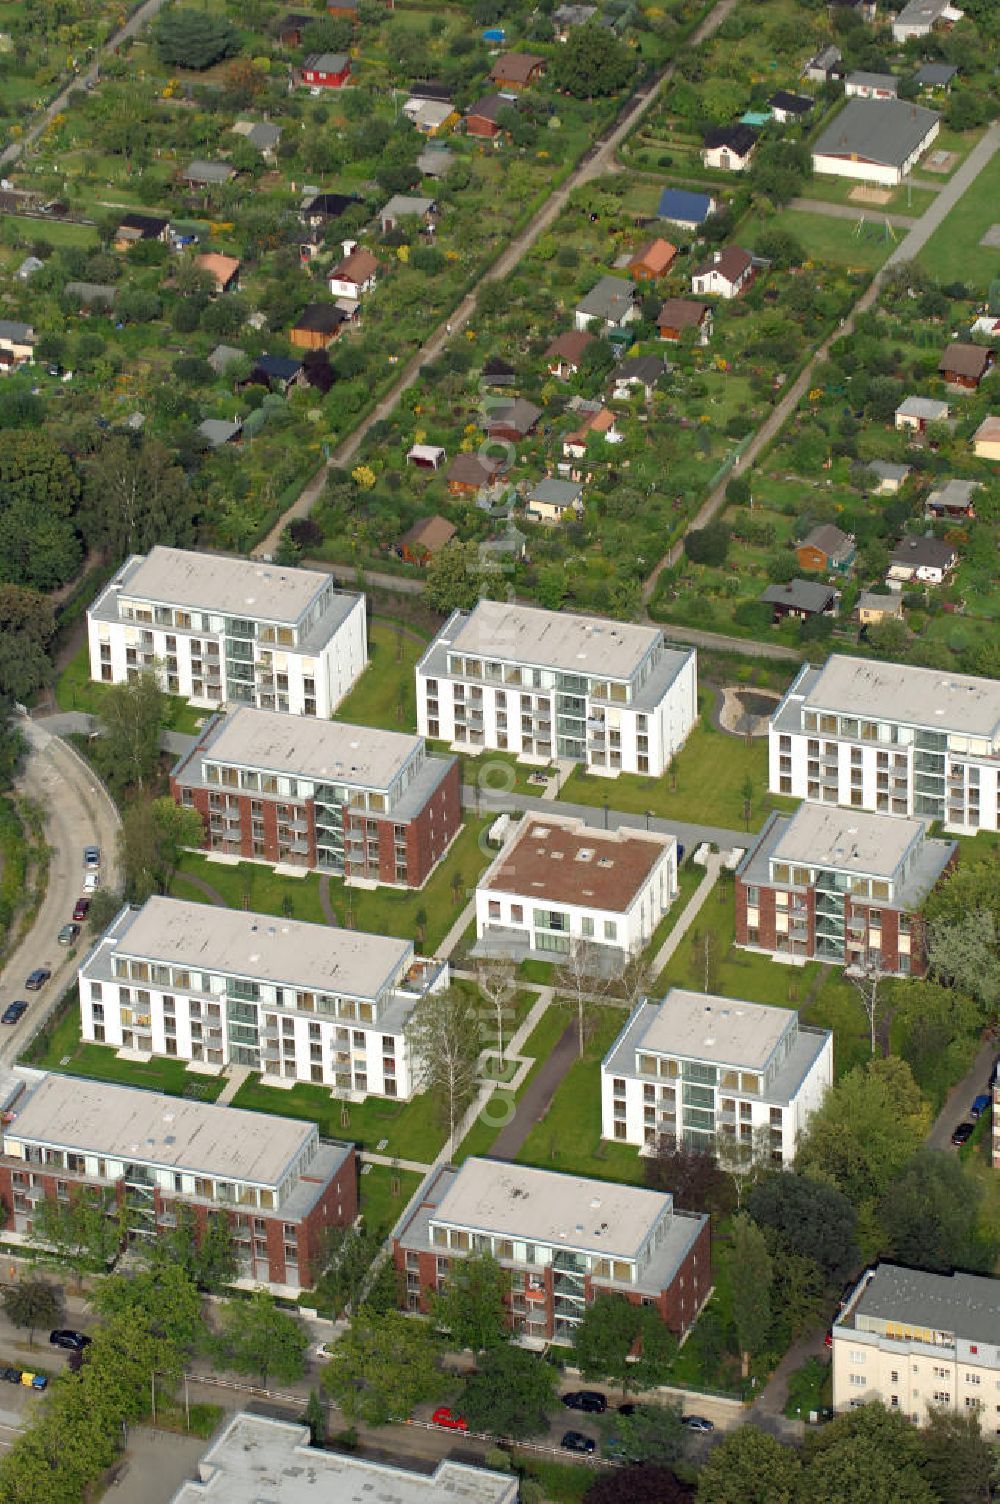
576;848;595;863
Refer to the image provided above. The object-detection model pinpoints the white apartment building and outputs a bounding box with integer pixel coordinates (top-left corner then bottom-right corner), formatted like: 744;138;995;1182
833;1264;1000;1435
475;814;677;961
769;655;1000;833
79;897;448;1101
87;546;367;718
416;600;697;777
601;989;832;1164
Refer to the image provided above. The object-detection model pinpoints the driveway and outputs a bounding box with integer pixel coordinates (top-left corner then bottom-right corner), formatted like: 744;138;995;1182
0;720;120;1063
925;1035;995;1152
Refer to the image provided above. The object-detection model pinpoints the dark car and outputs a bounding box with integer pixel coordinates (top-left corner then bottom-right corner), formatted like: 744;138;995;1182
970;1094;991;1120
57;923;79;946
562;1390;607;1414
1;1002;27;1025
25;969;50;991
72;898;90;923
0;1367;19;1383
682;1415;715;1433
561;1431;596;1455
49;1330;91;1352
83;846;100;870
951;1122;975;1147
618;1402;638;1416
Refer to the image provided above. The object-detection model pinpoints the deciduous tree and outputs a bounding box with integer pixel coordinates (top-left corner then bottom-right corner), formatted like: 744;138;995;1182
92;1262;201;1355
555;937;612;1058
475;954;517;1069
153;7;240;69
119;797;205;902
746;1173;857;1283
586;1466;694;1504
213;1291;308;1389
795;1056;930;1209
3;1278;64;1348
644;1140;734;1218
462;1345;559;1437
322;1309;440;1425
30;1187;123;1285
878;1148;990;1273
405;986;481;1152
573;1294;676;1399
729;1215;771;1376
801;1401;936;1504
919;1406;993;1504
95;671;167;795
431;1251;509;1353
83;435;195;558
551;21;634;97
696;1426;800;1503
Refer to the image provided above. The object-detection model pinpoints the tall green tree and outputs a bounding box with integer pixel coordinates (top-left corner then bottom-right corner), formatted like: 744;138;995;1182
610;1403;686;1468
928;912;1000;1014
431;1251;510;1353
919;1407;994;1504
153;7;240;69
746;1173;857;1283
213;1291;308;1389
313;1223;381;1318
83;435;196;558
322;1309;440;1425
461;1345;559;1438
878;1148;990;1272
551;20;634;97
405;986;481;1152
573;1294;676;1399
95;671;167;794
729;1215;772;1377
795;1056;931;1209
2;1278;64;1348
92;1262;202;1355
696;1426;801;1504
801;1402;936;1504
585;1467;693;1504
119;796;205;902
0;429;83;590
30;1187;123;1284
424;539;499;614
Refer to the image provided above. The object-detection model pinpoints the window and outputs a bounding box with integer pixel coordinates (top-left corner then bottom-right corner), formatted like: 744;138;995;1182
581;916;594;938
849;1374;867;1388
604;919;617;942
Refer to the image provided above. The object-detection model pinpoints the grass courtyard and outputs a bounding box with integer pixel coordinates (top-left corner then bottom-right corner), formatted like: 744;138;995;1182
231;1073;448;1164
916;147;1000;289
333;619;428;734
56;642;207;734
739;207;895;272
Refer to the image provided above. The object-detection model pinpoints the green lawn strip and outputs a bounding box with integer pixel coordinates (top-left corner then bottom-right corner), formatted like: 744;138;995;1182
359;1163;423;1240
784;1355;832;1421
172;853;327;926
916;147;1000;289
514;1005;644;1185
453;998;573;1165
643;861;706;965
332;620;427;733
516;1458;592;1503
229;1074;447;1163
800;970;870;1079
739;206;893;271
558;698;775;833
655;889;817;1011
660;1219;745;1397
37;1038;225;1102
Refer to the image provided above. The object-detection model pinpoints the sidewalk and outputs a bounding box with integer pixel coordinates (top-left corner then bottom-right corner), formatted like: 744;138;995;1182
650;854;722;976
216;1065;251;1106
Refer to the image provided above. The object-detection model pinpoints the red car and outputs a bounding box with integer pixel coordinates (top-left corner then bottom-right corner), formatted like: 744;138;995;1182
72;898;90;923
431;1407;468;1432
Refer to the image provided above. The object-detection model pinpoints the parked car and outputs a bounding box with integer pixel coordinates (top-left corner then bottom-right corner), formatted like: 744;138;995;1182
72;898;90;922
618;1402;639;1416
561;1431;596;1455
970;1094;990;1120
49;1330;91;1352
83;872;99;894
682;1415;715;1433
562;1390;607;1414
0;1367;20;1383
83;846;100;870
951;1122;975;1147
25;968;50;991
57;923;79;946
431;1407;468;1432
1;1002;27;1025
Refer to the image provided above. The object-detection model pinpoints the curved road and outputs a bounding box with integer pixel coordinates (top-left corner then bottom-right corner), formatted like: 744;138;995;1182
0;720;120;1064
252;0;741;559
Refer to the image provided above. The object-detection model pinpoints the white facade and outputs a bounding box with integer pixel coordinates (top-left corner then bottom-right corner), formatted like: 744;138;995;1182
813;117;939;186
833;1264;1000;1435
475;815;678;959
87;547;367;717
893;0;963;42
416;600;697;777
601;990;832;1164
701;142;753;171
79;897;449;1102
768;655;1000;833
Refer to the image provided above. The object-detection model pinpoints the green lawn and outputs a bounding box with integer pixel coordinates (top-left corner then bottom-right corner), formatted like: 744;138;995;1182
740;207;895;271
173;815;494;953
917;147;1000;289
784;1356;832;1421
656;879;815;1009
0;214;98;249
230;1074;447;1163
56;642;207;734
454;998;573;1164
359;1163;423;1239
333;620;427;733
559;700;779;833
643;861;705;965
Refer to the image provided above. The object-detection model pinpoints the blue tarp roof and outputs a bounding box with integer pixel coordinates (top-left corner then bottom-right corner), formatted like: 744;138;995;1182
658;188;713;223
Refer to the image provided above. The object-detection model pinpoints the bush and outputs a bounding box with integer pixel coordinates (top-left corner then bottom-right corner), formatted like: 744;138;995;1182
684;520;729;566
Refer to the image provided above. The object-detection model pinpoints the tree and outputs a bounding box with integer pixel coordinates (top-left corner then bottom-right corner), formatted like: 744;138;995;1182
610;1403;685;1467
715;1124;772;1210
475;954;517;1069
795;1056;931;1209
92;1262;201;1355
149;1205;237;1293
754;227;805;269
30;1187;122;1284
213;1291;308;1389
405;987;480;1152
644;1139;734;1218
313;1222;381;1318
95;671;166;794
119;797;205;902
697;1426;800;1503
425;539;498;614
684;522;729;567
304;1388;326;1447
849;960;889;1057
928;912;1000;1013
153;7;240;69
552;21;635;97
3;1278;64;1348
555;937;612;1057
729;1215;771;1376
0;429;83;591
431;1252;509;1353
461;1345;560;1437
878;1148;989;1273
745;1172;857;1283
801;1402;937;1504
585;1466;693;1504
322;1309;440;1425
83;436;195;558
573;1294;676;1399
919;1407;993;1504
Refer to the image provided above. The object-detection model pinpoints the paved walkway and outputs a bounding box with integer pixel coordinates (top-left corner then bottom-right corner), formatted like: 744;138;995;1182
926;1034;995;1152
436;896;476;961
177;871;225;906
318;874;337;925
216;1065;251;1106
490;1018;578;1161
251;0;741;560
650;853;722;976
789;196;916;229
359;1150;433;1173
748;1327;826;1440
641;120;1000;603
464;786;744;853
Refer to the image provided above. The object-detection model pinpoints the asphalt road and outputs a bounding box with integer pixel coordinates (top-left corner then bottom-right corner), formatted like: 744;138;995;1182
925;1035;996;1153
0;720;120;1063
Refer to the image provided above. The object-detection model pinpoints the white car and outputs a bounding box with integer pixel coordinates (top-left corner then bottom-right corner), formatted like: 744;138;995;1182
82;871;99;894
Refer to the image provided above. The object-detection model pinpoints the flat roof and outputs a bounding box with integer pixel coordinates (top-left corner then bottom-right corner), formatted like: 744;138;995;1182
841;1264;1000;1346
441;599;661;679
633;988;793;1070
98;896;411;999
794;653;1000;737
481;815;673;912
169;1415;517;1504
432;1157;668;1260
6;1073;314;1187
113;546;332;624
190;707;422;789
770;801;923;877
814;98;938;169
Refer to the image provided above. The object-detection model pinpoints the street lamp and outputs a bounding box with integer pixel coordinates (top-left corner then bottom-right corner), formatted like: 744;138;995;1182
645;809;653;831
602;797;609;830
